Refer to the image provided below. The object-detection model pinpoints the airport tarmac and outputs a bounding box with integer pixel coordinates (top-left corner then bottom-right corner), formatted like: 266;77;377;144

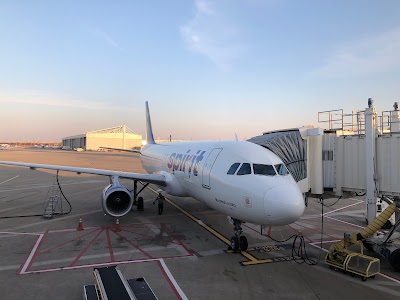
0;148;400;299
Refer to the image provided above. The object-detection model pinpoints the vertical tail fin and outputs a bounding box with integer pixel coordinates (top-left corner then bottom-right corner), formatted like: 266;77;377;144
145;101;156;144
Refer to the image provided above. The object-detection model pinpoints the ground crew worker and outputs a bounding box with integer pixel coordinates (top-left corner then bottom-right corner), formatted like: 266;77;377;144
153;191;165;215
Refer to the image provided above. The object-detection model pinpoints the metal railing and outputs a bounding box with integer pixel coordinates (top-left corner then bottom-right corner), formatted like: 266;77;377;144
380;110;400;134
319;108;400;135
318;109;366;135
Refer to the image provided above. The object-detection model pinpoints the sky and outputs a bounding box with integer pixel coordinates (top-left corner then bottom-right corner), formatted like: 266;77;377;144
1;0;400;141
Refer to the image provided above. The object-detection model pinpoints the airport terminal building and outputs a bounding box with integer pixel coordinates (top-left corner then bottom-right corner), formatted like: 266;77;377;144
61;125;142;151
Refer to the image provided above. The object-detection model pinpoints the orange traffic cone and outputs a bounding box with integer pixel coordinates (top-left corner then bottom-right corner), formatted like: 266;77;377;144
115;218;121;232
77;217;84;231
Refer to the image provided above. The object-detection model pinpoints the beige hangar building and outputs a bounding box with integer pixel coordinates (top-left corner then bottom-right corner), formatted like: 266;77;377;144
61;125;142;151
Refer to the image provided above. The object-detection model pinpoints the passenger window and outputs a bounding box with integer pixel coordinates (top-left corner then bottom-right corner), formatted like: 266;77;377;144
227;162;240;175
275;164;289;176
237;163;251;175
253;164;276;176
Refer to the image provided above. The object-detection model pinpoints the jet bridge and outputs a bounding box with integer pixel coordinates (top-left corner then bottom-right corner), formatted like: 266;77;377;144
248;127;324;196
249;99;400;225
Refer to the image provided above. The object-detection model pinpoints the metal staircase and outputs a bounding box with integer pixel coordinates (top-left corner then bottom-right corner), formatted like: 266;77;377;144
42;181;62;219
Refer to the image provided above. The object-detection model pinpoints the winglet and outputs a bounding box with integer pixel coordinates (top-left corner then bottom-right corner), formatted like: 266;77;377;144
145;101;156;144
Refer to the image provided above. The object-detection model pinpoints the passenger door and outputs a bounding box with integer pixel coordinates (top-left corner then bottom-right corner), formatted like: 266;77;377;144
202;148;222;189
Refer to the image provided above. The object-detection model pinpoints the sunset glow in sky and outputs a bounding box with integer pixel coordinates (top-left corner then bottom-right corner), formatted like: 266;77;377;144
1;1;400;141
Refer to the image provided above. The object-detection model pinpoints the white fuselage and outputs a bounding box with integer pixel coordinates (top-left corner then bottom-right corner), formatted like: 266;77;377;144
140;140;305;226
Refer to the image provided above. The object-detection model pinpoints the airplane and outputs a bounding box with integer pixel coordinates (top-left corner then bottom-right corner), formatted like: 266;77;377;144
0;102;305;252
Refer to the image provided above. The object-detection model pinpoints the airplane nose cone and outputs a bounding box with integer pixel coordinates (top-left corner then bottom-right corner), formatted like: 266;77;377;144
264;183;305;225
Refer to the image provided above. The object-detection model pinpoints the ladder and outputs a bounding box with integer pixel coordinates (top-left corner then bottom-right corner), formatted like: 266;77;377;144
42;182;62;219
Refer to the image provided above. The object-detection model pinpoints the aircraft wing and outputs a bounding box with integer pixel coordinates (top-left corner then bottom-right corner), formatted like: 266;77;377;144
99;147;141;153
0;161;166;186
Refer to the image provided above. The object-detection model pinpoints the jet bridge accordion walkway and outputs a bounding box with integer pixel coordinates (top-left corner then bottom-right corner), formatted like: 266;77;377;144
83;265;157;300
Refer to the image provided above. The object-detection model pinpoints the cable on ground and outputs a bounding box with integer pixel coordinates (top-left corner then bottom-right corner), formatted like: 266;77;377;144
0;170;72;219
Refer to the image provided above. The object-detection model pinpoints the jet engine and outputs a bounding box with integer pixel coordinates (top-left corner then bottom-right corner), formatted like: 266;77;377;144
101;183;133;217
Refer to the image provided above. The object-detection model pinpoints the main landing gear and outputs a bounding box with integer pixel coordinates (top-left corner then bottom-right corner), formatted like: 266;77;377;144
132;181;165;216
132;180;149;211
229;219;248;253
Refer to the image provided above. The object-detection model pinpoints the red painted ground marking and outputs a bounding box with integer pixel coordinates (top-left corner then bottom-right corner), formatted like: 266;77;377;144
287;225;313;242
156;260;183;300
17;233;44;275
298;218;356;233
47;227;98;234
26;229;49;272
243;224;298;243
70;228;105;267
291;221;337;240
19;223;193;273
161;223;193;256
379;273;400;283
106;228;115;262
158;254;191;260
40;228;101;253
121;228;158;239
144;223;161;229
22;258;159;274
112;230;155;259
122;223;156;228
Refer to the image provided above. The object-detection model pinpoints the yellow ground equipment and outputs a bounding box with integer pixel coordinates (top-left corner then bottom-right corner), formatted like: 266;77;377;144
326;199;398;280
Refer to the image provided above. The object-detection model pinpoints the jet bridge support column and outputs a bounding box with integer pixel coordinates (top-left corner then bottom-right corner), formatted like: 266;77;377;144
395;196;400;225
392;102;400;132
365;99;378;225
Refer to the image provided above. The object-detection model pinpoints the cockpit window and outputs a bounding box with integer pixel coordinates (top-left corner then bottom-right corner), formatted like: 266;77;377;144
275;163;289;176
237;163;251;175
253;164;276;176
227;162;240;175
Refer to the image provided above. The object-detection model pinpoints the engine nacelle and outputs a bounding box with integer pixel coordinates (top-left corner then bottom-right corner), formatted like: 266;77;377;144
102;184;133;217
158;171;188;197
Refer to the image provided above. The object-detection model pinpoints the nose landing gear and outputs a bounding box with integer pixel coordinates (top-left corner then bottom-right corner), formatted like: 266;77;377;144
229;219;248;252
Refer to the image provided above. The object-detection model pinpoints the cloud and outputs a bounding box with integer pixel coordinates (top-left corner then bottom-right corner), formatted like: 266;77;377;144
180;0;245;70
311;26;400;78
195;0;215;14
0;90;136;111
91;28;125;52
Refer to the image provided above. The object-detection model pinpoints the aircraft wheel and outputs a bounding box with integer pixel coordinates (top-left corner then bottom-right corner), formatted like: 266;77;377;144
230;236;239;252
388;249;400;272
137;197;144;211
239;236;248;251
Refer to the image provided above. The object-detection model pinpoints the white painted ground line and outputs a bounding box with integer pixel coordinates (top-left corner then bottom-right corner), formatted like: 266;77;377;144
159;259;188;300
20;233;45;274
0;175;19;185
0;231;42;236
309;241;400;284
322;201;363;216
